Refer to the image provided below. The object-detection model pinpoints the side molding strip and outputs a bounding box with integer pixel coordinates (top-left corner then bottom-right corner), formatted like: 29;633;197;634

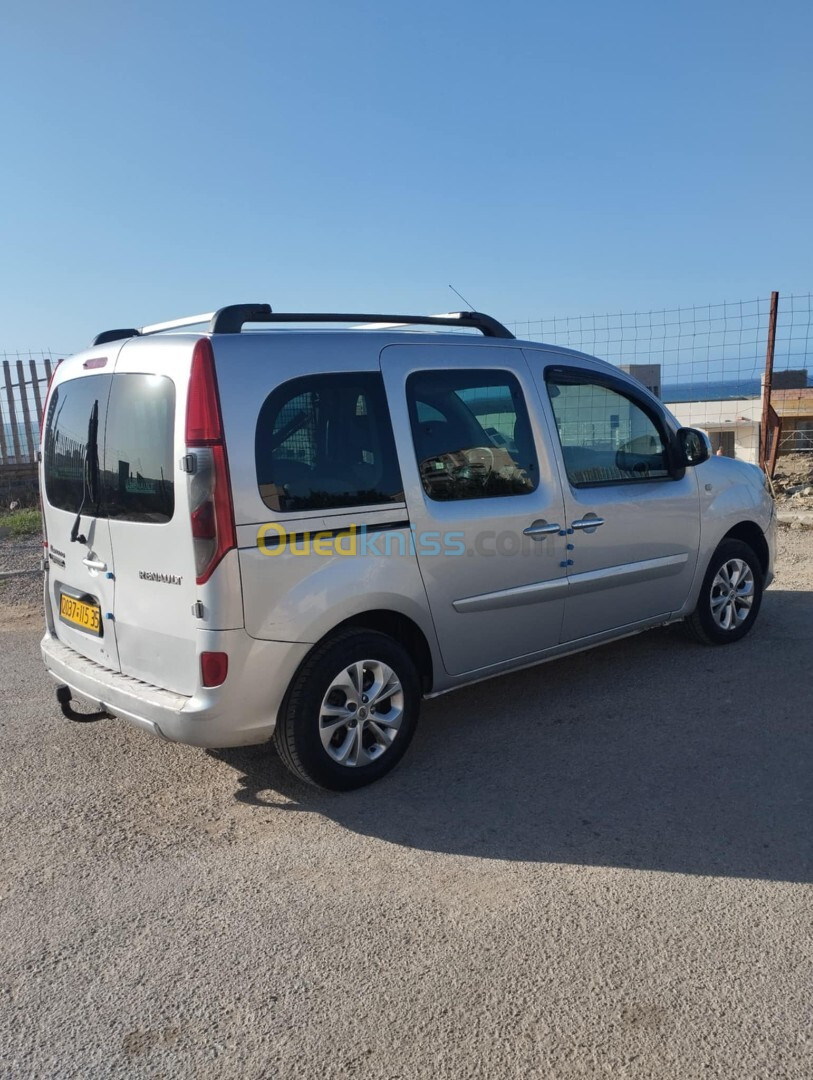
452;553;688;614
453;576;568;614
566;553;689;596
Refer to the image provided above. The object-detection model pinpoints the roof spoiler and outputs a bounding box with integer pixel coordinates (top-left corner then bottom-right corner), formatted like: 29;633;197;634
91;312;215;347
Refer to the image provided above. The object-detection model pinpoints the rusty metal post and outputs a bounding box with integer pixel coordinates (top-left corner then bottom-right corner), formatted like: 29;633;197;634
766;406;782;478
16;360;37;463
2;361;22;464
759;291;779;471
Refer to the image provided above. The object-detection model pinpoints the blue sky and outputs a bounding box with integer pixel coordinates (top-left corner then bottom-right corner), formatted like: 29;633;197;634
1;0;811;352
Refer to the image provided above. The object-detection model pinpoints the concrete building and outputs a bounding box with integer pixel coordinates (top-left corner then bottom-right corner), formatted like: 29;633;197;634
609;362;811;466
617;361;761;464
620;364;662;398
772;370;808;390
667;397;761;464
773;387;813;454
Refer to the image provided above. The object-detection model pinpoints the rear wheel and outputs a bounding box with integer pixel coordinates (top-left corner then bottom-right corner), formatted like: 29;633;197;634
685;539;764;645
274;629;420;790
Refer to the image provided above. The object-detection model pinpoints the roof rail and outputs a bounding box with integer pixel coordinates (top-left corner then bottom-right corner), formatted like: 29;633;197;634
208;304;515;338
91;305;515;346
91;312;215;347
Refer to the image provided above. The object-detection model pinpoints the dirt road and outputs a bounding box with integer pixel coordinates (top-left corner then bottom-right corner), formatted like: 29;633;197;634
1;530;811;1078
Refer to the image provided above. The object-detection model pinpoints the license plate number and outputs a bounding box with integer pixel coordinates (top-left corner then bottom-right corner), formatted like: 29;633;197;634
59;594;102;635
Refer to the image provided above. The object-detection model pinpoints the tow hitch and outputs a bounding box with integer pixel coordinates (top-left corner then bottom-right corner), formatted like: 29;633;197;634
55;684;113;724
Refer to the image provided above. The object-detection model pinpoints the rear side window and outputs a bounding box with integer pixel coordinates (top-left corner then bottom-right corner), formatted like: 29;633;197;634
255;372;403;512
102;374;176;522
43;374;112;514
406;370;538;501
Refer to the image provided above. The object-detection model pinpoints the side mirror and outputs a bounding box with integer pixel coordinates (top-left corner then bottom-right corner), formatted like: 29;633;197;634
675;427;711;468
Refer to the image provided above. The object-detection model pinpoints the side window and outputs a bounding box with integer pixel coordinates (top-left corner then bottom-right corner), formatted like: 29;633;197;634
255;372;403;512
546;371;671;485
406;370;538;501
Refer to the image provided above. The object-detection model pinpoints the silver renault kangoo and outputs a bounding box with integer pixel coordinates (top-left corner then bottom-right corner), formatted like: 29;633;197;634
40;304;775;789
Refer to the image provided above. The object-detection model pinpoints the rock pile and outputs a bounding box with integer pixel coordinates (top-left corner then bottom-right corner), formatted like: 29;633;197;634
772;452;813;527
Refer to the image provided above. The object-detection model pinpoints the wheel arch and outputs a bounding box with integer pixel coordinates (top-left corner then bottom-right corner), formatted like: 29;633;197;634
318;610;435;694
721;520;770;577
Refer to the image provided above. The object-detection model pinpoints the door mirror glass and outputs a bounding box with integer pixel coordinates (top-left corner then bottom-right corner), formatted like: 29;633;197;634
676;427;711;467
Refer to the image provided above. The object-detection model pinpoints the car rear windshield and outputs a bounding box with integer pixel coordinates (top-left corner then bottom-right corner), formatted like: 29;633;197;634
43;374;112;515
44;373;176;523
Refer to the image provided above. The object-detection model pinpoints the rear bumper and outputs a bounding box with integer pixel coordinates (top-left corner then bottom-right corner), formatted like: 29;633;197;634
41;630;311;748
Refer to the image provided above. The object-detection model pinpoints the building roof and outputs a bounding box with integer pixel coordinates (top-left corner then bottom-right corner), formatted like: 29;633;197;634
668;397;761;427
770;388;813;418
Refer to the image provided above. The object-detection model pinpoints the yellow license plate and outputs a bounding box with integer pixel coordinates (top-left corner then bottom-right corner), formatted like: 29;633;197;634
59;594;102;635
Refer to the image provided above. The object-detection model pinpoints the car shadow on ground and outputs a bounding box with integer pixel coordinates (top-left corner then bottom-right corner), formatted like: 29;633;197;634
213;588;812;884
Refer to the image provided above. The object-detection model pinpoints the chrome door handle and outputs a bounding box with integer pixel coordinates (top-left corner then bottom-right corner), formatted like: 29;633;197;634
523;520;561;539
571;517;605;532
82;557;107;571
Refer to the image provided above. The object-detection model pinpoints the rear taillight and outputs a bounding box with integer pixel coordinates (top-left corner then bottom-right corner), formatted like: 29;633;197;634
186;339;236;585
190;500;216;539
201;651;229;687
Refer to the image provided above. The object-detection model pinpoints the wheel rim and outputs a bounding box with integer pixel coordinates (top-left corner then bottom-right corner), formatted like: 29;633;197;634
709;558;755;631
319;659;405;767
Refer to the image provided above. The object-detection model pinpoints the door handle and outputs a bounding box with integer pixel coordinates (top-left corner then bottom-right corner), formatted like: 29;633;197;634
523;520;561;540
82;557;107;571
571;517;605;533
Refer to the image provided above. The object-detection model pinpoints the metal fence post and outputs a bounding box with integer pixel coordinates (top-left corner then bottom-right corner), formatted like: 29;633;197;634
2;361;22;464
29;359;44;426
759;291;779;472
16;360;36;462
0;396;8;466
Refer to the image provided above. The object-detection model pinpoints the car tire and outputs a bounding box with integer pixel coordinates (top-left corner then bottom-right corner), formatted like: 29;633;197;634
273;628;421;790
685;538;764;646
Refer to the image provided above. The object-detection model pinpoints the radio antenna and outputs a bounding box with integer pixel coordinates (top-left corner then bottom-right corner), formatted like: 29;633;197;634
448;284;476;311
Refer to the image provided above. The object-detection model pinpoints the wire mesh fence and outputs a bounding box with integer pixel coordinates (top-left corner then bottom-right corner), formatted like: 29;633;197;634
510;293;812;468
767;295;813;456
0;351;61;467
1;295;811;472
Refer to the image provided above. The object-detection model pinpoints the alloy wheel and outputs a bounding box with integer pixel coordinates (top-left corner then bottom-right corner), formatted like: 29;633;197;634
319;659;404;767
709;558;755;631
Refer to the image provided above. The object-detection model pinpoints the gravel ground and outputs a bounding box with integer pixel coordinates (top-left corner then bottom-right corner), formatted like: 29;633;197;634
0;534;42;612
0;529;811;1079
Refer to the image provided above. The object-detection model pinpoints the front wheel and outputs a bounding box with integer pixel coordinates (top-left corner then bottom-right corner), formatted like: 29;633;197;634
685;538;764;645
274;629;421;790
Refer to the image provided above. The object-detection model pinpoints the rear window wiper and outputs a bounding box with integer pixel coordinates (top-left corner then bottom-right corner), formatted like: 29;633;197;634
69;399;101;544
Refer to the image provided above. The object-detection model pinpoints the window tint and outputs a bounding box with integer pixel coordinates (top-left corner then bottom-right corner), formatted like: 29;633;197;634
546;372;670;485
102;374;176;522
44;374;111;515
43;373;174;522
255;373;403;512
406;370;538;501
